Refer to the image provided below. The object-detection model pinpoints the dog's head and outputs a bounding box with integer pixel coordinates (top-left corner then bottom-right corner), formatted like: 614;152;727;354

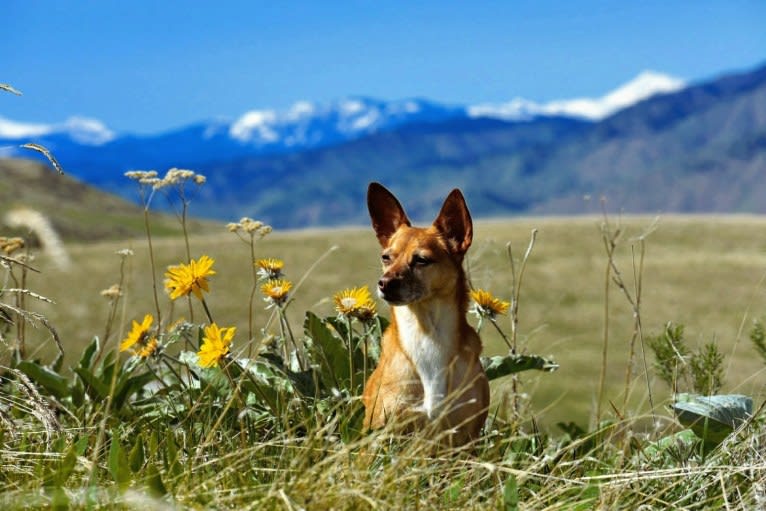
367;182;473;305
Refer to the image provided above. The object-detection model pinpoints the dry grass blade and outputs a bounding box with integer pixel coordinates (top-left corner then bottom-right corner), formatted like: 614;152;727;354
0;83;22;96
0;255;40;273
8;369;61;439
19;143;65;175
2;289;55;304
0;302;64;359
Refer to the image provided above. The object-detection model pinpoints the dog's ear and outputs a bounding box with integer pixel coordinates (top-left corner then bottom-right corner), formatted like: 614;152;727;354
433;189;473;256
367;182;411;247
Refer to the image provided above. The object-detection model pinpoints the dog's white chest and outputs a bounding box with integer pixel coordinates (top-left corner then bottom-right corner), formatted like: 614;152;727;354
394;305;458;418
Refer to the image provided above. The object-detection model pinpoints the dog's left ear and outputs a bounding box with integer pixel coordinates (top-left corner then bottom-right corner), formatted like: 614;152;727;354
433;189;473;256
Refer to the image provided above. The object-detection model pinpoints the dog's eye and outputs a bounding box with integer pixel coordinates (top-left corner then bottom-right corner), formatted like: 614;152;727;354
381;254;392;264
411;255;432;267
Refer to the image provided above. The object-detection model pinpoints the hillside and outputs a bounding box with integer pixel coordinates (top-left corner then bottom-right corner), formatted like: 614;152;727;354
0;158;217;241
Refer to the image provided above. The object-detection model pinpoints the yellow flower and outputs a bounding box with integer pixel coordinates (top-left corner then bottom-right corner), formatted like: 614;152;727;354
120;314;158;358
470;289;510;318
261;279;292;306
164;255;216;300
120;314;155;352
334;286;377;321
136;337;159;359
197;323;236;368
256;258;285;279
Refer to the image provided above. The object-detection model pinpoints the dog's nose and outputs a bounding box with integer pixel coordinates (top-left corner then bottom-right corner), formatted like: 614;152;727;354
377;276;389;292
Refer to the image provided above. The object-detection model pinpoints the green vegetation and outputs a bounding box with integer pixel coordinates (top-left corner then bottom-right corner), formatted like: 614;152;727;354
3;166;766;507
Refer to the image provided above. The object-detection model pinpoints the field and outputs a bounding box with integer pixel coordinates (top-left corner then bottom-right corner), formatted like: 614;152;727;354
4;208;766;508
22;214;766;426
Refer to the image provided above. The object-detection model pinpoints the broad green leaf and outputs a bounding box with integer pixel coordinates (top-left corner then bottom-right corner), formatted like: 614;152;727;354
70;377;85;407
165;430;182;479
44;442;78;488
17;360;70;399
113;371;155;410
643;429;698;458
74;436;89;456
79;337;100;370
481;353;559;381
145;463;168;497
503;475;519;511
108;433;131;490
673;393;753;444
305;311;349;388
74;367;110;400
129;435;145;473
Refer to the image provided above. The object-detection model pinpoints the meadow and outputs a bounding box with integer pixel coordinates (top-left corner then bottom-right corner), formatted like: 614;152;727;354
23;213;766;427
4;178;766;508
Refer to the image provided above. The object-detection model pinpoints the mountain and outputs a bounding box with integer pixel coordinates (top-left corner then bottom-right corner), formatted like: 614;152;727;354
5;64;764;228
0;71;682;190
185;62;766;227
0;97;467;185
468;70;686;121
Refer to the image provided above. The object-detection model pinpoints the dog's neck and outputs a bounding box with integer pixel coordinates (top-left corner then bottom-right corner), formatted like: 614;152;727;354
391;295;464;418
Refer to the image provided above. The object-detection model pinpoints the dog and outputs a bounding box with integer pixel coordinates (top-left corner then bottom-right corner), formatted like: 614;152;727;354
362;182;490;445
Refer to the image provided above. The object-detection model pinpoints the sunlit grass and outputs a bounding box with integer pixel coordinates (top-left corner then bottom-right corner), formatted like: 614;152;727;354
5;189;766;508
13;214;766;429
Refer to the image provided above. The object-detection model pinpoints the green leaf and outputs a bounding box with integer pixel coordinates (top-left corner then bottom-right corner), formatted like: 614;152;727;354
165;430;182;479
643;429;699;458
113;371;155;410
144;463;168;497
70;377;85;407
79;337;100;370
74;367;110;400
74;436;89;456
503;474;519;511
44;442;78;488
108;432;131;490
305;311;349;389
129;435;145;473
17;360;70;399
673;393;753;444
481;353;559;381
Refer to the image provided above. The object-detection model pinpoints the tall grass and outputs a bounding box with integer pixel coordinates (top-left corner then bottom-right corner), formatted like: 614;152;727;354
2;165;766;508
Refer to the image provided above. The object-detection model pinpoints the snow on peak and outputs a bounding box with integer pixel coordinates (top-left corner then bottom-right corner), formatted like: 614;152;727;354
469;70;686;121
229;109;279;142
0;116;53;138
227;97;448;146
0;115;115;144
63;116;115;145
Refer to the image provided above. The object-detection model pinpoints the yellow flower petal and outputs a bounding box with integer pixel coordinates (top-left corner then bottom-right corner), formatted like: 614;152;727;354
120;314;154;352
470;289;510;317
164;255;216;301
197;323;236;368
333;286;377;319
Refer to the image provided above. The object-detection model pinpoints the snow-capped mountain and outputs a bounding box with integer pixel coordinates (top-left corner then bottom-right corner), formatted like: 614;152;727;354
468;71;686;121
0;115;115;145
1;71;686;153
0;70;688;185
226;97;464;148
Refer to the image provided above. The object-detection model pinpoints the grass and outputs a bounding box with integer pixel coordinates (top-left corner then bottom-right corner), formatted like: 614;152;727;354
18;214;766;427
4;203;766;508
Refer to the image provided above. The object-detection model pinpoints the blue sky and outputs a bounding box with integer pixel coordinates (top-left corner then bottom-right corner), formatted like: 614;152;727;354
2;0;765;134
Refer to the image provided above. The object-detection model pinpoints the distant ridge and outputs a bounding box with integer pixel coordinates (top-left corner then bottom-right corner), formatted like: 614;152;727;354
2;63;765;228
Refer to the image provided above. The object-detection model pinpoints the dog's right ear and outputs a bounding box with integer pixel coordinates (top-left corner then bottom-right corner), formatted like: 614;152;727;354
367;182;411;247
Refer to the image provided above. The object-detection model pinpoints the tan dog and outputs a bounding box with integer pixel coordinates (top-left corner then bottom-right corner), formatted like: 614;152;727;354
362;182;490;445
